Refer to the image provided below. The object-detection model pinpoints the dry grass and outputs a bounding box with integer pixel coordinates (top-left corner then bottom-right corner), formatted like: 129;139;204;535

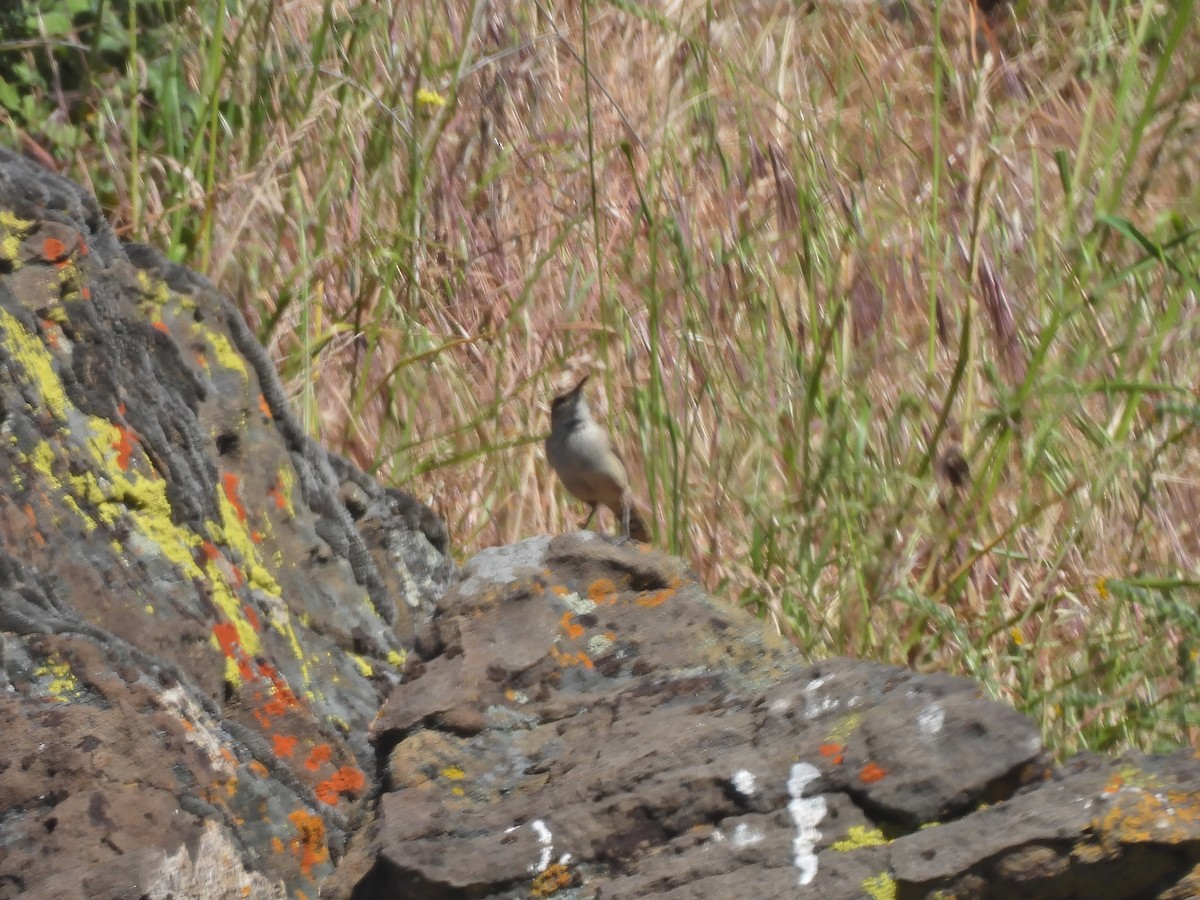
8;0;1199;754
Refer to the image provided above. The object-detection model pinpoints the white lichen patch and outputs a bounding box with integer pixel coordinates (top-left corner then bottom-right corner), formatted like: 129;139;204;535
917;702;945;736
731;822;765;848
788;762;827;886
732;769;757;795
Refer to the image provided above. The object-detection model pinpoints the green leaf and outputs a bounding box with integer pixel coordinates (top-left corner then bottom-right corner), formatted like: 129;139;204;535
36;11;74;36
0;77;19;112
12;61;45;88
21;93;40;120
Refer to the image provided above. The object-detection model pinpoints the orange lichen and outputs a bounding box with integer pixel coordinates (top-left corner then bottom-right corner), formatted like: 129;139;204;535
257;660;301;715
248;760;268;777
273;734;299;758
637;575;685;607
588;578;617;602
287;810;328;876
201;541;220;562
213;621;254;681
258;394;272;418
551;646;594;670
222;472;248;522
42;237;67;262
243;605;261;632
636;589;673;607
820;743;846;765
859;762;887;784
305;744;333;772
315;766;367;805
80;285;91;300
152;321;170;334
1097;789;1200;845
213;621;241;656
532;862;574;896
111;424;137;470
560;611;585;640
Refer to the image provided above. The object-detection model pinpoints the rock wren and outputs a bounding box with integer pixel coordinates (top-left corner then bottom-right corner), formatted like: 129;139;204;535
545;375;651;542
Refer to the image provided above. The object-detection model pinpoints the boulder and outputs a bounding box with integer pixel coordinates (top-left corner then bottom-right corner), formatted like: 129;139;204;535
0;148;450;898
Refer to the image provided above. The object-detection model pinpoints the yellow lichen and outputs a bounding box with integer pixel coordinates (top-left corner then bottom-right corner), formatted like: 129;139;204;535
192;322;248;380
135;270;171;306
4;274;332;703
826;712;862;744
1116;765;1163;791
0;210;34;264
862;872;897;900
831;826;890;851
275;466;296;516
33;654;84;701
0;308;68;419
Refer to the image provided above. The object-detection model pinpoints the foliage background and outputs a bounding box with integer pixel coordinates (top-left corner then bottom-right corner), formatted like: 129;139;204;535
2;0;1198;755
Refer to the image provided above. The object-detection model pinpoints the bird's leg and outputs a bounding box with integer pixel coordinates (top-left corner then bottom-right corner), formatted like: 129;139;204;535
580;503;598;530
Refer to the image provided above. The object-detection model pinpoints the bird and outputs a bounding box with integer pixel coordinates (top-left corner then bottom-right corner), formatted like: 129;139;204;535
545;375;651;543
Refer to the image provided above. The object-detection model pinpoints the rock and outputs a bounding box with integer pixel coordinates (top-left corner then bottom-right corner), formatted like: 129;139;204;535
2;151;1199;899
356;533;1200;899
0;148;452;899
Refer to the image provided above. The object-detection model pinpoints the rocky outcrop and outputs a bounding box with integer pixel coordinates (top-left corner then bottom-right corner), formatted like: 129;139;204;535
2;150;1199;899
0;148;451;898
357;535;1200;899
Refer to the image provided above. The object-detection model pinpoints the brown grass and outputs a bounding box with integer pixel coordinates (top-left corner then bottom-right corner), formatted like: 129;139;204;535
12;0;1199;754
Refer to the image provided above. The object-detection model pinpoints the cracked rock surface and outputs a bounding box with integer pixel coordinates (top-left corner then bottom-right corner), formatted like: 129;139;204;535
358;534;1200;899
3;152;1200;900
0;149;451;899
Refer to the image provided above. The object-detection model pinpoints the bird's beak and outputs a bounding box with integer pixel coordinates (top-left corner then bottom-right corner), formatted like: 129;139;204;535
572;374;590;393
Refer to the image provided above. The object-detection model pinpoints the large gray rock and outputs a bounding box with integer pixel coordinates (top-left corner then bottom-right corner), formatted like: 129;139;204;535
2;150;1199;899
0;148;451;898
355;535;1200;899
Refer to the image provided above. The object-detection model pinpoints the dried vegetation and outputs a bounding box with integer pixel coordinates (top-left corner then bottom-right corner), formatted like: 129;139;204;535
7;0;1199;754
